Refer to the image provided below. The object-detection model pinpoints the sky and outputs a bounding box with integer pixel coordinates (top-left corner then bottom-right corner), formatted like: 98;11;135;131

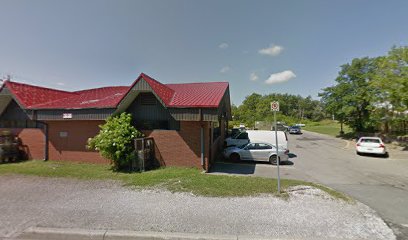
0;0;407;105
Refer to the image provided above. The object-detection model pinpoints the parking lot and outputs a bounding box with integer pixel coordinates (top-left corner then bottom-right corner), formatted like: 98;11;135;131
211;130;408;239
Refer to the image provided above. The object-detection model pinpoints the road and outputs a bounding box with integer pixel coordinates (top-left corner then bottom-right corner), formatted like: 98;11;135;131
212;131;408;239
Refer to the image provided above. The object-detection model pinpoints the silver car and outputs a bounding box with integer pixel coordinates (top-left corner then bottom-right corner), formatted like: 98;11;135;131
223;142;289;165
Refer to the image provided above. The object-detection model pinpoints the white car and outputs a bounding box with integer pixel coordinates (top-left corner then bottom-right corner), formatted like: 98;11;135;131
223;142;289;165
356;137;388;157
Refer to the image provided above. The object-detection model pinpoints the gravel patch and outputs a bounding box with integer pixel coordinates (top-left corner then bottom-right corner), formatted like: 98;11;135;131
0;175;395;239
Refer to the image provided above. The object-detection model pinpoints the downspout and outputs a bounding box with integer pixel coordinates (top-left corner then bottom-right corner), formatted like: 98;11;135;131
35;111;48;161
199;109;205;169
43;122;49;161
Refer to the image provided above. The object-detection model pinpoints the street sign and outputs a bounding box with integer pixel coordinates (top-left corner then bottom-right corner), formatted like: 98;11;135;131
271;101;279;111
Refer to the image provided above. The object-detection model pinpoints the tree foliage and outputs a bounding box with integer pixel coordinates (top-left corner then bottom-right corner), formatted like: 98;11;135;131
87;113;143;171
232;93;325;128
320;46;408;133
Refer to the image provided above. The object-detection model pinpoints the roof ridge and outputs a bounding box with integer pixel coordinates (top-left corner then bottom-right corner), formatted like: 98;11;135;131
74;86;129;93
140;73;175;92
166;81;229;85
5;80;76;94
139;73;175;105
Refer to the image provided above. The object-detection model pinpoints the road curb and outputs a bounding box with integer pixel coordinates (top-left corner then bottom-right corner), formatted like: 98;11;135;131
17;227;290;240
14;227;344;240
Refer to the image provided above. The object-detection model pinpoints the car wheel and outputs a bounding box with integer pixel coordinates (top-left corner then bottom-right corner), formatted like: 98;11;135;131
384;152;389;158
356;151;360;156
269;155;280;165
230;153;240;162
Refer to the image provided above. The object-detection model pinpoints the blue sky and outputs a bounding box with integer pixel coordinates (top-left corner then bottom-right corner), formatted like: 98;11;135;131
0;0;407;105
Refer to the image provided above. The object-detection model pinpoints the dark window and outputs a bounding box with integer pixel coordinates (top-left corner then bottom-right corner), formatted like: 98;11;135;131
361;138;380;143
0;120;40;128
245;143;257;150
258;143;273;150
134;120;169;130
140;93;157;105
236;132;248;139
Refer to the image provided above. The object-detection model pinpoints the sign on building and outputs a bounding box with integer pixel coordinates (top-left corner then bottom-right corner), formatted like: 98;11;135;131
63;113;73;119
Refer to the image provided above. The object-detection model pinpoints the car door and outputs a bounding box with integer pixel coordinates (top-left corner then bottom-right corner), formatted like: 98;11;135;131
240;143;257;160
254;143;274;162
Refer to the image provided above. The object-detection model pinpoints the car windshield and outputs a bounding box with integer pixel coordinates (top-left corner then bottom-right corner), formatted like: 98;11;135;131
291;126;300;129
231;131;241;138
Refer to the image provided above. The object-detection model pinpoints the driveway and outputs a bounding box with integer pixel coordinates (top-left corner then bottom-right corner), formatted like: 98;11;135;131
211;131;408;239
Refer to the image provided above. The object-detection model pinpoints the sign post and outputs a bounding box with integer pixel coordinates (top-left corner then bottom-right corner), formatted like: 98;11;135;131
271;101;280;194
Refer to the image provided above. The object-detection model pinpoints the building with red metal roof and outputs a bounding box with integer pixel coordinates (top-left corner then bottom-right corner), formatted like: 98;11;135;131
0;73;231;170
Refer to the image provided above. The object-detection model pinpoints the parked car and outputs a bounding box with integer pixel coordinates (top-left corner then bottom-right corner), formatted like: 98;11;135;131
356;137;388;157
224;130;288;150
289;126;302;134
223;142;289;164
228;128;242;138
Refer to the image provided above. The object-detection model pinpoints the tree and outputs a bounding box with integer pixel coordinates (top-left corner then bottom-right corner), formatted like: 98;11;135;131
87;113;143;171
372;47;408;133
319;57;378;132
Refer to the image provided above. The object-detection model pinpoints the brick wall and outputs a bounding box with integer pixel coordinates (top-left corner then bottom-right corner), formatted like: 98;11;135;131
46;120;109;164
143;121;210;170
0;128;45;160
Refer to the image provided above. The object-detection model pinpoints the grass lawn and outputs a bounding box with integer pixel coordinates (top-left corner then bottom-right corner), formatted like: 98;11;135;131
303;120;353;138
0;160;349;201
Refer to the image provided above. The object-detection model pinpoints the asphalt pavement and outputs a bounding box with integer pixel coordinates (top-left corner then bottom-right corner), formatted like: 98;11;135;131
211;130;408;239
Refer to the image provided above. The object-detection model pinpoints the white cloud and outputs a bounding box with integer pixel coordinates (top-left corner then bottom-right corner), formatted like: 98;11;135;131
56;82;65;86
265;70;296;84
219;43;229;49
250;72;258;81
220;66;230;73
258;44;284;56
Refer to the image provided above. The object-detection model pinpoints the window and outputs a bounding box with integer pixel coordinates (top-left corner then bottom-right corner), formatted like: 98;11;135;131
135;120;169;130
361;138;380;143
236;132;249;139
258;143;273;150
245;143;257;150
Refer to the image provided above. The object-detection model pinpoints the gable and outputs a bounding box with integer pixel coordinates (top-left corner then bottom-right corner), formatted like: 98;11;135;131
0;100;32;121
116;77;170;113
126;92;179;130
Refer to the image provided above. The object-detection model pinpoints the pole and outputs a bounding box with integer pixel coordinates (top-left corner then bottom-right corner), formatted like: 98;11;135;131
274;111;280;193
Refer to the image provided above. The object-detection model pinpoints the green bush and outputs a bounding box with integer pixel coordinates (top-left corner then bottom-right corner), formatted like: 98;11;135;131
87;113;143;171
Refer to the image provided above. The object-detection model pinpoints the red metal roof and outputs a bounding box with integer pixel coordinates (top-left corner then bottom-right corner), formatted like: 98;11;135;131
1;73;229;109
3;81;75;108
30;86;129;109
167;82;228;108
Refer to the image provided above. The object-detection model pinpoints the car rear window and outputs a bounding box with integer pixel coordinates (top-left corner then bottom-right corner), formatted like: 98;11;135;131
361;138;380;143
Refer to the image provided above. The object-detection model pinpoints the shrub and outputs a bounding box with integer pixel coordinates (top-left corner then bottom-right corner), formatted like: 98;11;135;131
87;113;143;171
